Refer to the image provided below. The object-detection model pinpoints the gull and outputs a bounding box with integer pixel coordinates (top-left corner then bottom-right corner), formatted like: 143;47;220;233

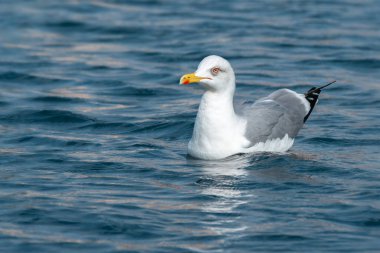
179;55;335;160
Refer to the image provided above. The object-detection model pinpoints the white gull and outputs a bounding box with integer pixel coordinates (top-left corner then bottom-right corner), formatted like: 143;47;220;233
180;55;335;160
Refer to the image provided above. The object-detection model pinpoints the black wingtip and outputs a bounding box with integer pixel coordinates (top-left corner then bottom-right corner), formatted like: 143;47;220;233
306;80;336;96
316;80;336;91
303;80;336;123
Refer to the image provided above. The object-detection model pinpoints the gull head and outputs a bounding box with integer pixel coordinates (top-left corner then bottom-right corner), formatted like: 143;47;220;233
180;55;235;92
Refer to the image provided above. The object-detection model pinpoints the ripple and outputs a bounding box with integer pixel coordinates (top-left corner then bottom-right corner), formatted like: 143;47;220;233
0;71;65;84
1;110;94;124
306;137;379;146
8;134;100;148
103;86;179;97
76;122;136;131
331;58;380;70
31;96;84;103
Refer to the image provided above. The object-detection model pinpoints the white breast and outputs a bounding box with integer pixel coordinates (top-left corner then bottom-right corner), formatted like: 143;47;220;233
188;92;249;160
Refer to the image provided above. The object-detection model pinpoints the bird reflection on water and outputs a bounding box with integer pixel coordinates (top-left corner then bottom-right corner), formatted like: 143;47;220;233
186;152;324;237
187;155;252;237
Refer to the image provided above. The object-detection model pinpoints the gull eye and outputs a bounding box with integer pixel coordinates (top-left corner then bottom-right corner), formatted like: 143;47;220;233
211;67;220;76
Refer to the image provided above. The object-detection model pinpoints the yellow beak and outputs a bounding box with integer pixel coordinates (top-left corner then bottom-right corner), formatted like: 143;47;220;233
179;73;210;85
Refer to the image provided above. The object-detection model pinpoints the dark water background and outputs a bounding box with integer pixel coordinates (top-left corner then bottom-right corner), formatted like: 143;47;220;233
1;0;380;252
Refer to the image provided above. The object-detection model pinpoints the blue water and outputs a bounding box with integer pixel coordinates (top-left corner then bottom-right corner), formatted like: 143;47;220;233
0;0;380;252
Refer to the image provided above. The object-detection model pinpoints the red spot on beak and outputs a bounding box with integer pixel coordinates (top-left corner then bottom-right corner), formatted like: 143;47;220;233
183;80;190;85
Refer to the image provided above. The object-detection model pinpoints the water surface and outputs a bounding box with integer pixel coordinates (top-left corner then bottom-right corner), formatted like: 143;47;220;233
0;0;380;252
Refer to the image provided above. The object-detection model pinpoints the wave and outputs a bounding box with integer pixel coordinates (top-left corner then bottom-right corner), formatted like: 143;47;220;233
1;110;94;124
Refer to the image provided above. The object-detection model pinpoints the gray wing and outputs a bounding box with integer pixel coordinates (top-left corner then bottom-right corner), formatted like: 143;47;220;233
235;89;309;146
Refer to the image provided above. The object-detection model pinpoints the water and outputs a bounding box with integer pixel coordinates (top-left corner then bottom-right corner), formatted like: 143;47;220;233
0;0;379;252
